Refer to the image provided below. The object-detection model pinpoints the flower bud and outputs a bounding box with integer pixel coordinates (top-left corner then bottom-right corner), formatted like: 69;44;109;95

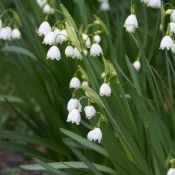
67;98;82;112
82;81;89;89
160;35;174;50
99;83;111;97
93;35;101;43
100;1;110;11
11;28;21;39
133;60;141;71
43;4;53;14
38;21;51;36
69;77;81;89
124;14;138;33
47;46;61;60
56;29;68;44
171;44;175;53
87;128;102;143
84;105;96;119
43;31;56;45
90;43;103;57
65;46;74;58
67;109;81;125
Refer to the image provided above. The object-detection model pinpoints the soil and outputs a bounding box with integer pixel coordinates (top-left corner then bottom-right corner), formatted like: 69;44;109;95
0;150;52;175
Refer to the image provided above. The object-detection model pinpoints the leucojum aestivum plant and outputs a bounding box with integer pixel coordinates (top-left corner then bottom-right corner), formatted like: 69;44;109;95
0;9;21;41
3;0;175;174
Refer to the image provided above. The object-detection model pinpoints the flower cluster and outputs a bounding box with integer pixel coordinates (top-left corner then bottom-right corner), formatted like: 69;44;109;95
36;0;54;14
0;10;21;41
98;0;110;11
38;5;119;143
38;20;103;61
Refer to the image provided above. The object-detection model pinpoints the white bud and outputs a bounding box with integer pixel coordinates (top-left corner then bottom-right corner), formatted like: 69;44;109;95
124;14;138;33
147;0;161;9
87;128;102;143
47;46;61;60
170;22;175;33
67;109;81;125
82;81;89;89
0;27;12;40
69;77;81;89
90;43;103;57
74;48;82;60
43;4;53;14
38;21;51;36
36;0;46;7
67;98;82;112
43;31;56;45
100;1;110;11
54;28;61;36
83;34;91;48
55;29;68;44
11;28;21;39
160;35;174;50
171;10;175;22
99;83;111;97
84;105;96;119
167;168;175;175
65;46;74;58
93;35;101;43
133;60;141;71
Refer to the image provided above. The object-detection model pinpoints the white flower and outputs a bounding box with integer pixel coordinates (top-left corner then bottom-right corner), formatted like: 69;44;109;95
84;105;96;119
43;4;53;14
167;168;175;175
147;0;161;9
69;77;81;89
11;28;21;39
82;34;91;48
47;46;61;60
36;0;46;7
170;22;175;33
160;35;174;50
171;10;175;22
82;81;89;89
43;31;56;45
67;109;81;125
124;14;138;33
87;128;102;143
54;28;61;35
38;21;51;36
94;35;101;43
73;48;82;60
99;83;111;97
0;27;12;40
67;98;82;112
100;1;110;11
133;60;141;71
90;43;103;57
65;46;74;58
0;19;2;30
56;29;68;44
